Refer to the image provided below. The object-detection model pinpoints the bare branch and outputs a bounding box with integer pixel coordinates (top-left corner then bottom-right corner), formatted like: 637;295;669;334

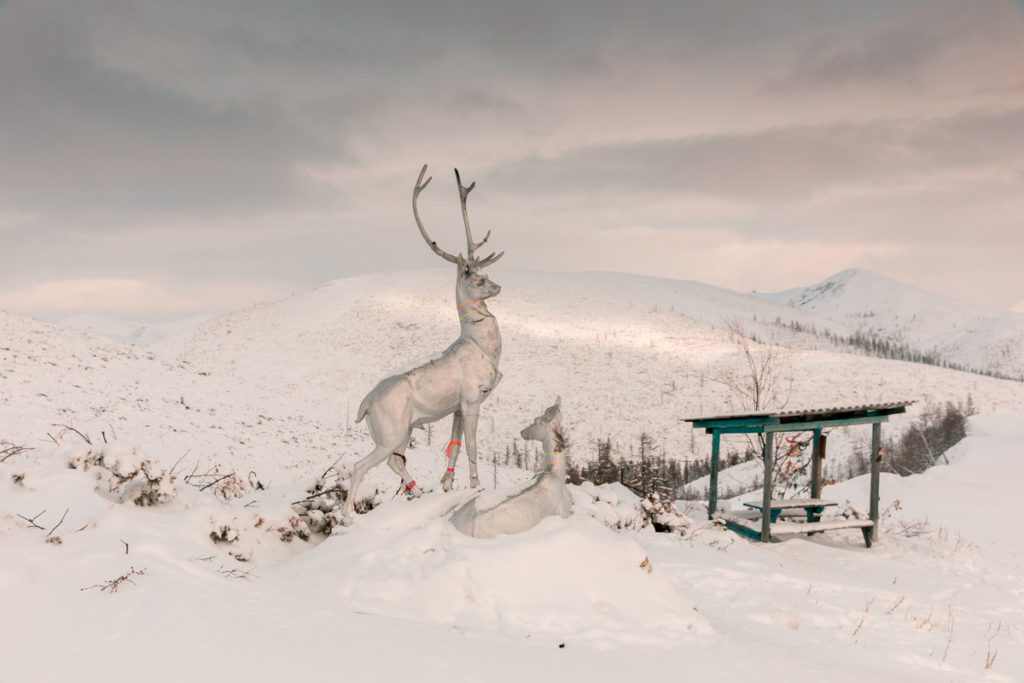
198;473;234;492
81;566;147;594
1;442;33;462
50;424;92;445
218;565;257;580
168;450;191;477
17;510;46;530
47;508;69;537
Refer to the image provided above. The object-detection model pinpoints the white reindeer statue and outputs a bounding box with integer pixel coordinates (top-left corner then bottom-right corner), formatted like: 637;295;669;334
343;164;504;523
449;398;573;538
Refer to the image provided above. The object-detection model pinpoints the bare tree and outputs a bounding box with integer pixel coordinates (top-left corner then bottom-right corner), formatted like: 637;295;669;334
707;319;791;418
344;165;504;522
704;319;795;494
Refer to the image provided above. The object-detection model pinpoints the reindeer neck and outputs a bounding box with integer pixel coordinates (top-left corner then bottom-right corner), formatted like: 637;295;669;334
457;299;501;359
541;428;565;474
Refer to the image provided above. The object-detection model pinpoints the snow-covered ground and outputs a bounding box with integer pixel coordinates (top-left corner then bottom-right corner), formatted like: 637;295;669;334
2;413;1022;681
2;269;1024;681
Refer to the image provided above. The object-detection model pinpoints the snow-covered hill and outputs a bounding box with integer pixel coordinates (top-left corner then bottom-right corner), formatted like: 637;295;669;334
758;268;1024;380
7;269;1024;489
60;312;211;347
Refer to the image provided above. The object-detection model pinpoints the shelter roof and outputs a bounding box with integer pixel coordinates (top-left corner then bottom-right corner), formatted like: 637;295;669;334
685;401;915;434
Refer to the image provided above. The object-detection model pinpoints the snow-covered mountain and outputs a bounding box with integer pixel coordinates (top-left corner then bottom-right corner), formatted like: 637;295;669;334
758;268;1024;380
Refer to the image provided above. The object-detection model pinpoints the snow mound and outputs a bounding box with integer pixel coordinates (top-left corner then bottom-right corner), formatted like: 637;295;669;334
294;494;712;646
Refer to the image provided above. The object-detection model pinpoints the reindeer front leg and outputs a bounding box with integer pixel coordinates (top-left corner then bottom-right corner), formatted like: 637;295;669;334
461;407;481;488
441;411;464;492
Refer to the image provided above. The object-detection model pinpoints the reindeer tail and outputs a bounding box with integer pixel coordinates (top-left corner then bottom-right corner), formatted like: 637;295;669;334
355;395;371;423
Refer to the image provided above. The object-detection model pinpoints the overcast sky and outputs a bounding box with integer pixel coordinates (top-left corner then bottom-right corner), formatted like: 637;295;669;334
2;0;1023;320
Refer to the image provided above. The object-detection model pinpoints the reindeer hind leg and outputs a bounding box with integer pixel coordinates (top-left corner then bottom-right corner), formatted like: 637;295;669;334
344;445;393;523
387;446;423;499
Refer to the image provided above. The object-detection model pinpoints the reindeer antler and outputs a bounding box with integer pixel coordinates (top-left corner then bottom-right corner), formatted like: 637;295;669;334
413;164;504;269
455;168;504;269
413;164;459;264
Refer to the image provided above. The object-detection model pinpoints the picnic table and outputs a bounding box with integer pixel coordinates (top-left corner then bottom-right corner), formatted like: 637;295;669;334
743;497;837;523
722;498;873;547
720;505;875;547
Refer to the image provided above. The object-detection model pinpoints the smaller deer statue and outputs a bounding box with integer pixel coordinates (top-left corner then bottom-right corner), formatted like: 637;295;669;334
449;398;573;538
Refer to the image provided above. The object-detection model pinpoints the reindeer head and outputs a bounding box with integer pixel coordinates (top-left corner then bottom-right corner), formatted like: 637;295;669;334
521;397;562;442
413;164;503;303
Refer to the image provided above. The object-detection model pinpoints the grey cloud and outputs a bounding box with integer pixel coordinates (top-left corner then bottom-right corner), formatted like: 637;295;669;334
485;107;1024;209
0;29;335;220
764;2;1016;93
766;27;940;91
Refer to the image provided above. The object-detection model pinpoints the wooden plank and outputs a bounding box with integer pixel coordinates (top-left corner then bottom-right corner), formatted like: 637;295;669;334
743;498;838;511
723;508;761;520
691;416;773;430
763;415;891;432
719;514;774;543
702;425;774;434
770;519;874;533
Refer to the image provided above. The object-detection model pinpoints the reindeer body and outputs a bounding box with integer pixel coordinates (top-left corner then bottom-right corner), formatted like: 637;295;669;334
343;165;504;522
450;398;572;538
358;313;501;428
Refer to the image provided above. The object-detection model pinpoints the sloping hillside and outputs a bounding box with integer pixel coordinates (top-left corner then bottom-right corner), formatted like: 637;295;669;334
144;270;1024;477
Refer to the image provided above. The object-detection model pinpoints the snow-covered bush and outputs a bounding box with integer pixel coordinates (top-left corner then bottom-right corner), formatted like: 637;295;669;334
573;482;692;534
67;442;176;506
641;492;693;534
288;476;377;537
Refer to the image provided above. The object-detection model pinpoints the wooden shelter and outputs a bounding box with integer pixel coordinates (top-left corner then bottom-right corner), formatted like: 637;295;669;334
686;401;914;546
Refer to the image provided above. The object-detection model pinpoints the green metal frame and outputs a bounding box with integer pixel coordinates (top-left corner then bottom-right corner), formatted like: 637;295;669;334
686;403;913;544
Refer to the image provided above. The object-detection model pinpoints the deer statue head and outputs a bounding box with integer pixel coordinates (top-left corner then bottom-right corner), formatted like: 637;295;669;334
413;164;503;305
520;396;564;450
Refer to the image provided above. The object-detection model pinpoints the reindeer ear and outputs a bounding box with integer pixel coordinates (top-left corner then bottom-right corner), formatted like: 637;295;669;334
555;396;561;406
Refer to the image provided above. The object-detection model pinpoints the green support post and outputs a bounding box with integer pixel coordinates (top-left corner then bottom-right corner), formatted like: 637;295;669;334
761;435;774;543
708;431;721;520
809;430;823;522
870;422;881;543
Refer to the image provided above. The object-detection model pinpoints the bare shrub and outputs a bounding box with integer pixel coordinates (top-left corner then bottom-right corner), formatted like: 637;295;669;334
81;566;147;594
884;398;974;476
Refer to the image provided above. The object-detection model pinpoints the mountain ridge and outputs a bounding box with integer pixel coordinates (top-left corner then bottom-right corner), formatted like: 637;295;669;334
756;268;1024;380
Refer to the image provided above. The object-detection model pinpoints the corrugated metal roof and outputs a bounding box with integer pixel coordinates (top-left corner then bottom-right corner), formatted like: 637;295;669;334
686;400;915;423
